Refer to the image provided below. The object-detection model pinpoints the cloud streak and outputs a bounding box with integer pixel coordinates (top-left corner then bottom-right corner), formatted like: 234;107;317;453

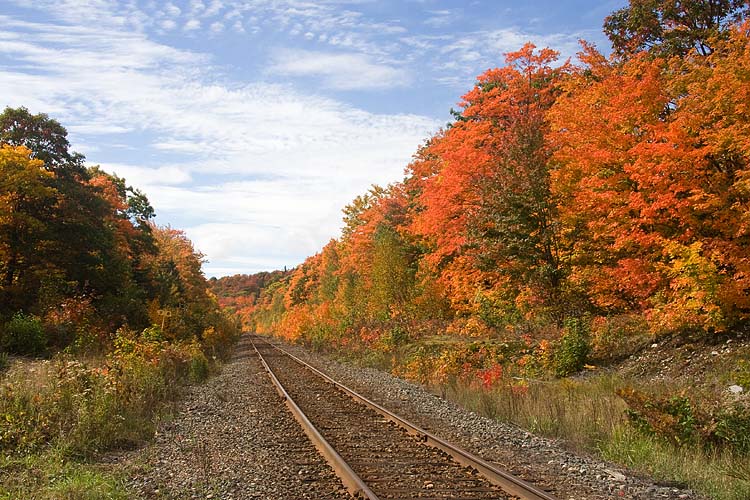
0;3;438;275
270;49;411;90
1;0;612;276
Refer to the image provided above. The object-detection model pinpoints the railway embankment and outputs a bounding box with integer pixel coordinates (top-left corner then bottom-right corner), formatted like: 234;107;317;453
125;333;702;499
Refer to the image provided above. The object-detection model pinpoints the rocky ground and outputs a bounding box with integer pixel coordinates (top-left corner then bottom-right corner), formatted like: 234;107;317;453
280;341;701;500
125;333;703;499
126;336;350;499
618;328;750;403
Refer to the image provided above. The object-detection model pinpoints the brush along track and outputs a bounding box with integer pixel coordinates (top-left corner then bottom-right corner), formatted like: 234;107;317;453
251;335;556;500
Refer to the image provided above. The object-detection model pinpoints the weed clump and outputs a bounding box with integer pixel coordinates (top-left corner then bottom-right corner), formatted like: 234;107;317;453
0;328;229;457
553;317;592;377
618;386;750;454
1;312;46;355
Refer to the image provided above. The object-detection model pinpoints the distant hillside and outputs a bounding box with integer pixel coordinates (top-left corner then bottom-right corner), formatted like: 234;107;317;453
209;270;291;327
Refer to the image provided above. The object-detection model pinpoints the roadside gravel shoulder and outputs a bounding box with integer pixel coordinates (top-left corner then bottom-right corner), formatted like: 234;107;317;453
125;335;350;500
278;339;702;500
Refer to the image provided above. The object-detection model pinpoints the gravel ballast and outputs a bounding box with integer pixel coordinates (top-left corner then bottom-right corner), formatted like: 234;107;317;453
278;339;702;500
128;334;700;499
127;336;350;499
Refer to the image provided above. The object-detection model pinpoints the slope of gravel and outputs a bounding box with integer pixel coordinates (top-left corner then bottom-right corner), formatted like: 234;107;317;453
278;339;701;500
126;335;350;500
619;329;749;401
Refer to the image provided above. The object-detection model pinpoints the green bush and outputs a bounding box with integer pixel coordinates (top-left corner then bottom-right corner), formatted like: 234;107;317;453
1;312;46;355
553;316;591;377
619;387;750;454
383;325;409;349
618;387;698;446
732;359;750;390
189;351;210;382
715;406;750;455
141;325;165;342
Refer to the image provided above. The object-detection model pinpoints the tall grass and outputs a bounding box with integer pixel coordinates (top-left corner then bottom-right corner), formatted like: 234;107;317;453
0;447;130;500
439;374;750;500
602;426;750;500
443;374;627;450
0;332;228;498
1;348;187;456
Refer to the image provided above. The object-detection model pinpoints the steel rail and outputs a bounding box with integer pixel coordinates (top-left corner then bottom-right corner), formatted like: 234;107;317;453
259;335;557;500
250;339;380;500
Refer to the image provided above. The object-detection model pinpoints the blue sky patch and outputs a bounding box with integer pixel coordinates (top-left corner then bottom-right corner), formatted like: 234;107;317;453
0;0;625;276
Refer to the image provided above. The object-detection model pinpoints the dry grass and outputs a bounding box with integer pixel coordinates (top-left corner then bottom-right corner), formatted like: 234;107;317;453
0;337;222;499
439;373;750;500
442;373;628;451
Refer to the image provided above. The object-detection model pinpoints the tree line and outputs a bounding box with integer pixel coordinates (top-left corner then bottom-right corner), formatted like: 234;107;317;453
0;107;237;355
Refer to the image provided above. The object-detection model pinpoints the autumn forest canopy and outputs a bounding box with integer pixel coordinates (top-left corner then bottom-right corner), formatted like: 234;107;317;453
0;106;238;356
2;2;750;495
229;1;750;362
3;0;750;363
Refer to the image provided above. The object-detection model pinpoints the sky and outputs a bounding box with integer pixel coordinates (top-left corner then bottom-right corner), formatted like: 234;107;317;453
0;0;624;277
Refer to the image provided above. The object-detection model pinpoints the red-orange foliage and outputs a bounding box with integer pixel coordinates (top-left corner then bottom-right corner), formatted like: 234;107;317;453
241;19;750;351
551;23;750;331
409;44;570;318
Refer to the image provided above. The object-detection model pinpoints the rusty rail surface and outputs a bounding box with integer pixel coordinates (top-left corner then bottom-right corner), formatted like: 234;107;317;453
251;334;557;500
251;339;379;499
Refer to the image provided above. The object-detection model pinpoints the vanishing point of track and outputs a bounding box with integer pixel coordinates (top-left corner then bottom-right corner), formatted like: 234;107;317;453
250;334;556;500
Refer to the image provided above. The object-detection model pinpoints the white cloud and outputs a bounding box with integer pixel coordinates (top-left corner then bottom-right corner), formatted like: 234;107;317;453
184;18;201;30
232;20;244;33
160;19;177;30
163;175;356;275
189;0;206;14
68;123;132;134
203;0;224;18
270;49;410;90
0;5;437;275
164;3;181;17
100;163;193;186
423;9;455;28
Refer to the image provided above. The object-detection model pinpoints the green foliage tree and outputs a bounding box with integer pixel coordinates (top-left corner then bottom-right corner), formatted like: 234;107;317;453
0;106;86;178
0;146;59;315
145;225;213;340
370;224;414;320
0;107;234;354
604;0;749;57
0;108;143;326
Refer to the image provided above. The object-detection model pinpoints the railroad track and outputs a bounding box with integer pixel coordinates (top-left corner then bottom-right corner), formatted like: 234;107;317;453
250;334;556;500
